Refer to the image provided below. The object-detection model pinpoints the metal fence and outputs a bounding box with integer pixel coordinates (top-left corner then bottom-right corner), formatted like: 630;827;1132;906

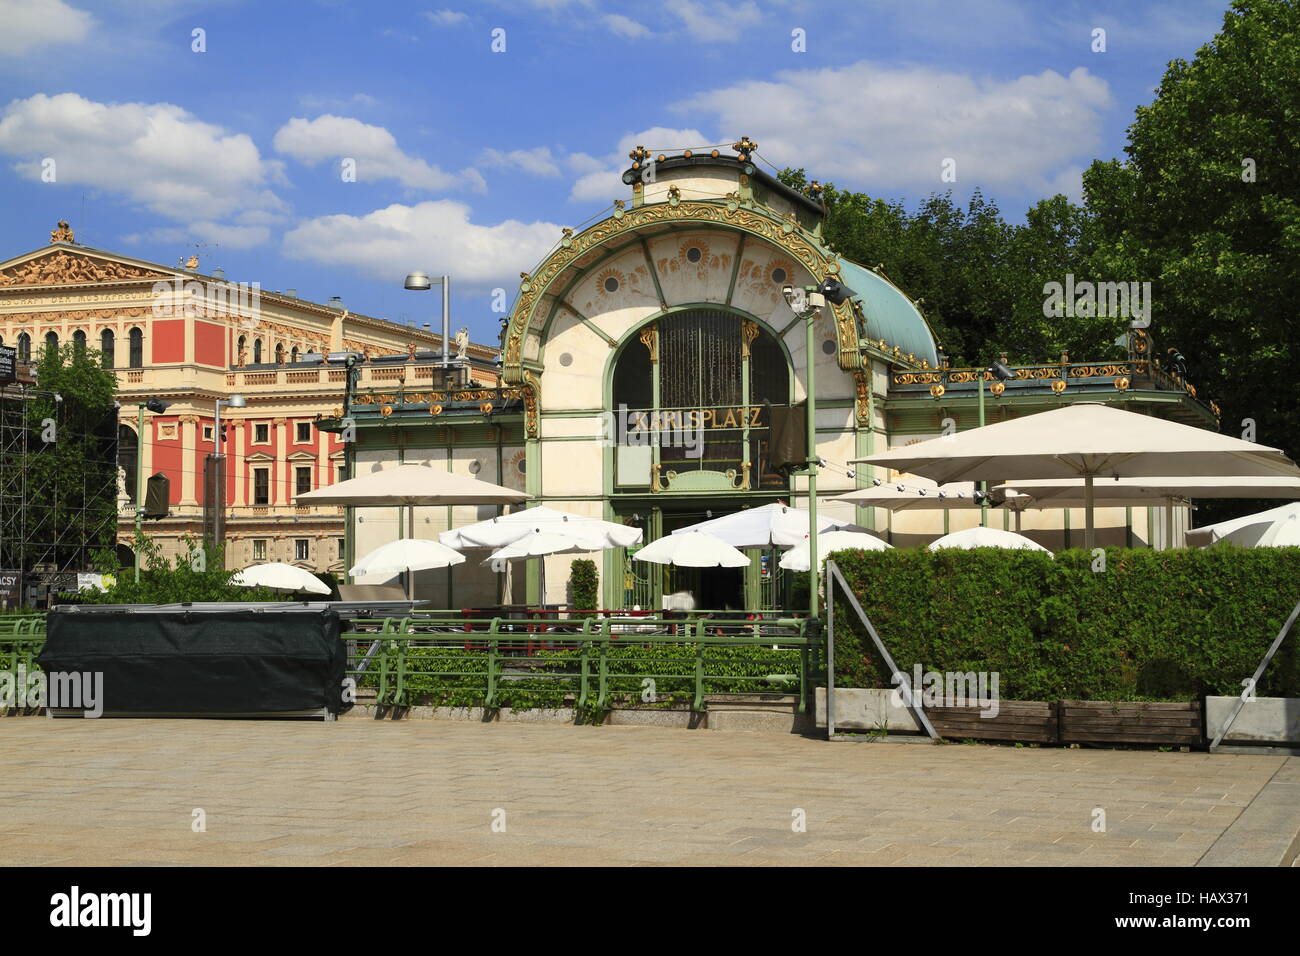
342;612;821;715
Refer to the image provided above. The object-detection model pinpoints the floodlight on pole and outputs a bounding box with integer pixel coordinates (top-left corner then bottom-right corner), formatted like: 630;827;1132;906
403;272;451;368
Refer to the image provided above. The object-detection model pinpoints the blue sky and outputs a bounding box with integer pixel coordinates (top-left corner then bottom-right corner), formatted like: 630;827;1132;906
0;0;1232;345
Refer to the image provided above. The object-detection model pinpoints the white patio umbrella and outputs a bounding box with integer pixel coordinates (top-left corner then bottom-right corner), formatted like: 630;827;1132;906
349;538;465;599
672;502;853;547
833;479;993;510
232;562;331;595
483;526;629;608
996;476;1300;547
854;403;1300;549
1185;502;1300;548
633;531;749;568
779;530;893;572
297;462;527;508
927;526;1053;554
443;505;641;550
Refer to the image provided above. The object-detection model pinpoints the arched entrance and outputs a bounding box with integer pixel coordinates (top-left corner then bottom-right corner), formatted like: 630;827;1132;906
607;307;797;611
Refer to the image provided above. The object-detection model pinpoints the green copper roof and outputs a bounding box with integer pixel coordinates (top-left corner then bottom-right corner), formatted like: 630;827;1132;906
835;257;937;366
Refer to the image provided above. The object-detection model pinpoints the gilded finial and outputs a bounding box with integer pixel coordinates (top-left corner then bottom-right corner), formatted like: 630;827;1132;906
731;136;758;161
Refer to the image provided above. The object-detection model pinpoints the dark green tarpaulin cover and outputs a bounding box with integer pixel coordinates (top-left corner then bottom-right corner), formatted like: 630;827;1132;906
38;609;349;715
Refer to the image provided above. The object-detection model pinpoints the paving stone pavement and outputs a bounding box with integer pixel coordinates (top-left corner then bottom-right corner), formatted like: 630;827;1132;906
0;718;1294;866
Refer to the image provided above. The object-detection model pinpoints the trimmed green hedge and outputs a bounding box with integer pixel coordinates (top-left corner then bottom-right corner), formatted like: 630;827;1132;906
829;548;1300;701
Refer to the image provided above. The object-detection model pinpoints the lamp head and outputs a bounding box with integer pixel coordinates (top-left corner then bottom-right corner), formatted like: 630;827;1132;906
404;271;432;291
227;394;247;408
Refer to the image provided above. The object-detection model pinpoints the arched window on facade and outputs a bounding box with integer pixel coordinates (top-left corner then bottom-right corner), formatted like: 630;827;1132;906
290;346;299;364
44;331;59;358
117;424;139;504
253;339;263;364
17;332;31;363
128;327;143;368
275;343;284;365
610;308;791;490
73;330;87;356
101;329;115;368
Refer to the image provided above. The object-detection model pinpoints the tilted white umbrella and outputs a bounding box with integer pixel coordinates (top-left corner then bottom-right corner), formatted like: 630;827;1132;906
443;505;641;550
1185;502;1300;548
232;562;331;595
926;526;1052;554
672;502;852;547
633;531;749;568
482;525;632;607
833;479;995;511
350;538;465;599
297;463;527;508
854;402;1300;548
779;530;893;572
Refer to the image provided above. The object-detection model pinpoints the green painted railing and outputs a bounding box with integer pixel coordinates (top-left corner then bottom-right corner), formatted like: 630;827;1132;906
342;614;822;716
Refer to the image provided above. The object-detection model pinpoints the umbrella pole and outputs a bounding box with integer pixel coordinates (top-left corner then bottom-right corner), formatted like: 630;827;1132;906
1166;498;1175;550
1084;474;1096;550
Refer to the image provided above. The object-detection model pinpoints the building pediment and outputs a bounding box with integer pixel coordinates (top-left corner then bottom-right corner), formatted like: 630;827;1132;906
0;248;172;288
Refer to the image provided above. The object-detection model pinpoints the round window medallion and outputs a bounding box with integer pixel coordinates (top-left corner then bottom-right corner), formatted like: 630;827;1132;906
822;339;836;355
603;276;620;293
468;460;482;475
686;247;702;263
517;458;527;474
559;352;573;367
771;267;787;284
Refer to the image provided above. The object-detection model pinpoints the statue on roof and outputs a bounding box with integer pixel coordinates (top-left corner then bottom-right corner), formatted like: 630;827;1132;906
455;326;470;357
50;220;74;244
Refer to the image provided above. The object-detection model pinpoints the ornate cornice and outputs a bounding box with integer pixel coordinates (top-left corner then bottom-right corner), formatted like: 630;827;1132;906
0;250;171;287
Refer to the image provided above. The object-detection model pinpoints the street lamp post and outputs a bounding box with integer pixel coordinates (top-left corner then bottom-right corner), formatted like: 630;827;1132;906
977;360;1017;527
210;394;246;556
783;283;829;618
133;397;172;582
402;272;452;371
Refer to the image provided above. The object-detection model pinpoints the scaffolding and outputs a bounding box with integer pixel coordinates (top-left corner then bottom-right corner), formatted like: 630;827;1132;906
0;383;120;588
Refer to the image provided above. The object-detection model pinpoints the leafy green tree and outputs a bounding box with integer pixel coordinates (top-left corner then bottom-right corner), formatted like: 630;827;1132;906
77;534;280;604
11;343;119;570
1083;0;1300;502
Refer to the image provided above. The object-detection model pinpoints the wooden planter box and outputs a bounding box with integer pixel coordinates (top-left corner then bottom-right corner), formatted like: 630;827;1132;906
1059;700;1203;746
928;700;1058;743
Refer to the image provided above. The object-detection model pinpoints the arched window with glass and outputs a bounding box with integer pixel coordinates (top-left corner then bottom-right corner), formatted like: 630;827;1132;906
609;308;791;492
253;339;263;364
44;331;59;358
17;332;31;363
101;329;115;368
73;329;87;356
128;327;143;368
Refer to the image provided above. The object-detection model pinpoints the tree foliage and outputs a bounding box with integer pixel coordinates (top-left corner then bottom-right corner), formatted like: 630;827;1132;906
76;534;280;604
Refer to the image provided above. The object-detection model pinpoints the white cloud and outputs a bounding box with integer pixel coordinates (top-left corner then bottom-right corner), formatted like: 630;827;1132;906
604;14;650;38
668;0;761;42
481;146;562;177
422;9;469;27
567;125;710;203
282;200;563;288
675;62;1110;196
273;115;483;192
0;92;286;227
0;0;93;56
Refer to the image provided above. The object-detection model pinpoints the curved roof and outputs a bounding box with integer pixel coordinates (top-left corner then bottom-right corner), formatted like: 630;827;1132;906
836;257;937;366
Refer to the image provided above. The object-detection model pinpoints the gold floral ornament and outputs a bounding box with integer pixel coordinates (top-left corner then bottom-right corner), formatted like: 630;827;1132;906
990;381;1006;396
1051;380;1067;393
1114;376;1130;391
929;384;945;398
380;405;393;417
